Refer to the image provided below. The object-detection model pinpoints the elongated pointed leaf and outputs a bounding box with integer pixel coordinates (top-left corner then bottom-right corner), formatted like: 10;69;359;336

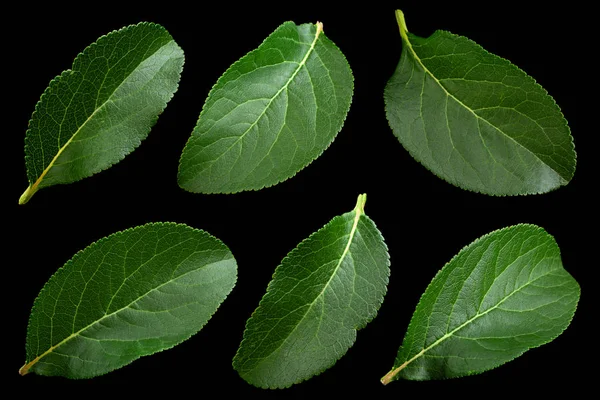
381;224;579;384
178;21;353;194
20;22;184;204
233;194;390;388
20;222;236;378
384;10;576;196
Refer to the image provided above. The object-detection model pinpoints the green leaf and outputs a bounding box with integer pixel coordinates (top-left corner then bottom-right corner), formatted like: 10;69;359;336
20;222;236;378
20;22;184;204
384;10;576;196
233;194;390;388
178;21;353;194
381;224;579;384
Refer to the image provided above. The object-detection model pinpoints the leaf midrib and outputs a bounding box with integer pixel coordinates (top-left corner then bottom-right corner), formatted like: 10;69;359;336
19;256;223;375
402;31;567;182
23;38;175;199
241;207;363;376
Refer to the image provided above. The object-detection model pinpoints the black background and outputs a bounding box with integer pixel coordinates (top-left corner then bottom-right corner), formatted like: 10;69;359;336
7;3;592;396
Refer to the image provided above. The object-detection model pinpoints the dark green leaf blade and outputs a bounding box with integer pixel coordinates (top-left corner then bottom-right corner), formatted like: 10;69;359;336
20;222;236;378
381;224;579;383
178;21;353;194
233;194;390;388
384;10;575;196
20;22;184;204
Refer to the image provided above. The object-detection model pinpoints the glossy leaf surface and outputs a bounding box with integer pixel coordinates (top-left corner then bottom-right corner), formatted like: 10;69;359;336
385;10;575;195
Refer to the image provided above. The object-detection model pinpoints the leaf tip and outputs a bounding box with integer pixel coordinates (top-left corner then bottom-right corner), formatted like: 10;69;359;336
19;185;37;205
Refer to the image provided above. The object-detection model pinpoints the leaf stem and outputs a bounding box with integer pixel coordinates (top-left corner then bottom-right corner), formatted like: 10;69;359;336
354;193;367;215
381;367;399;385
315;21;323;36
19;360;35;376
19;185;38;205
395;9;409;42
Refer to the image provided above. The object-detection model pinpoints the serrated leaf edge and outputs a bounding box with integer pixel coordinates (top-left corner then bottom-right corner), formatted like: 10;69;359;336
20;221;237;379
233;194;391;389
384;9;576;197
177;21;354;194
20;22;185;204
381;223;580;384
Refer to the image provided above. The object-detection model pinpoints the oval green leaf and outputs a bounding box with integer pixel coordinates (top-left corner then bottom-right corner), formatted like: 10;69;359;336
381;224;579;383
384;10;576;196
20;222;237;378
178;21;353;194
20;22;184;204
233;194;390;388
